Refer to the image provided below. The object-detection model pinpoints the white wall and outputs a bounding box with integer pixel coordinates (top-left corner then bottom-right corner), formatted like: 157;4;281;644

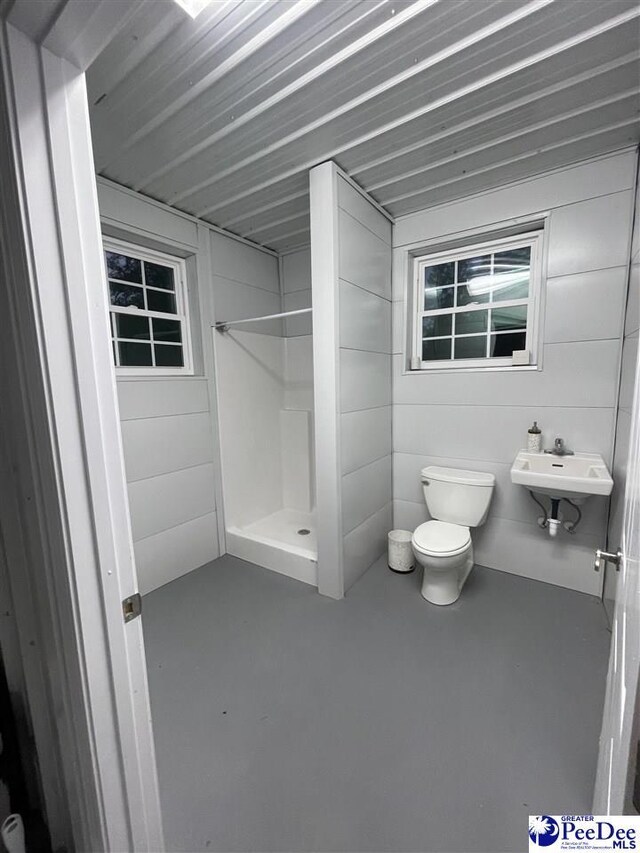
215;330;285;528
285;335;314;412
311;163;392;598
98;179;222;594
282;248;312;337
211;230;281;335
606;160;640;612
99;180;287;593
392;150;637;596
338;178;393;591
284;336;315;510
213;233;315;533
281;249;314;411
215;330;315;525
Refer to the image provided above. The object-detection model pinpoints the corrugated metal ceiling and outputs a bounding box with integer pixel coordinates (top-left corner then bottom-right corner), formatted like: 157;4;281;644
87;0;640;253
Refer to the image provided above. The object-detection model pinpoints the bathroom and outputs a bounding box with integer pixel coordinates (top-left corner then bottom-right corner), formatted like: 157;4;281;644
0;1;639;851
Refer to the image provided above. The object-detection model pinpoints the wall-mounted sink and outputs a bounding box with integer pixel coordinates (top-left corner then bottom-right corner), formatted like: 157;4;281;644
510;450;613;501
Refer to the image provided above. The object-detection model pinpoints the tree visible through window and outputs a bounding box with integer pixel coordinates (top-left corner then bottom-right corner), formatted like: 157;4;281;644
103;239;192;375
412;231;542;370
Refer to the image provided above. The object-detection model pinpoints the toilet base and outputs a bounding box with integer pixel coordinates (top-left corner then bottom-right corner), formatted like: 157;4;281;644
420;547;474;606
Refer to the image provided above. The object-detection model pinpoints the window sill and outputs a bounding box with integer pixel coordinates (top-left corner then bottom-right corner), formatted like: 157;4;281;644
401;363;540;376
115;370;196;380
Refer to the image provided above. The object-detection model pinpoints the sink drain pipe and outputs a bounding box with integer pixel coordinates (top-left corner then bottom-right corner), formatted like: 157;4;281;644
548;498;561;537
528;491;583;536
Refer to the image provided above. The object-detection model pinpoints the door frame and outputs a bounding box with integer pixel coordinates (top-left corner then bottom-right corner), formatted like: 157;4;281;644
0;5;163;850
594;313;640;814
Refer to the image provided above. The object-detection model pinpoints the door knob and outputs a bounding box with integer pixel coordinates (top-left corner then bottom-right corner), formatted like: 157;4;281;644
593;548;622;572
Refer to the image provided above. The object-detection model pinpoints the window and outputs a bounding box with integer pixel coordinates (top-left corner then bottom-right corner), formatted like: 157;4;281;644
411;230;543;370
103;239;192;375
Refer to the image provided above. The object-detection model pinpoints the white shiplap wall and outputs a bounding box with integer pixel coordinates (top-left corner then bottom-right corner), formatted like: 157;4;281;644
311;162;392;597
98;180;222;594
392;149;637;596
210;230;281;336
606;159;640;613
118;384;218;593
282;248;312;337
281;249;314;410
338;178;393;592
99;181;280;593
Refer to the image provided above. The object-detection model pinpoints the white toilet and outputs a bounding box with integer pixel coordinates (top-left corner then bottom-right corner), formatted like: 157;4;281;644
411;466;495;605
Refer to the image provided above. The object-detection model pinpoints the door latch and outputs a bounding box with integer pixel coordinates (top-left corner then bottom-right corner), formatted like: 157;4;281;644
593;548;622;573
122;593;142;623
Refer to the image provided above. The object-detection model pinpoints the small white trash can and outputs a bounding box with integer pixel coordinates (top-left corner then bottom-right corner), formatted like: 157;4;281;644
388;529;415;573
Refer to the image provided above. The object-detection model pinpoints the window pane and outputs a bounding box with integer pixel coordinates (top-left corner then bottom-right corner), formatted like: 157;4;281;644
455;309;488;335
109;281;144;309
116;313;150;340
425;286;454;311
457;255;491;283
457;284;489;307
498;246;531;266
491;305;527;331
154;344;183;367
424;262;454;288
145;261;175;291
454;335;486;359
422;338;451;361
491;279;529;302
152;318;182;343
147;289;177;314
118;341;152;366
489;331;527;357
106;251;142;283
491;247;530;302
457;256;492;306
422;315;452;338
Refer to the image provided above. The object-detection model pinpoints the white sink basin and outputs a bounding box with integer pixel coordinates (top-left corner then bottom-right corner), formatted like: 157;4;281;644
510;449;613;500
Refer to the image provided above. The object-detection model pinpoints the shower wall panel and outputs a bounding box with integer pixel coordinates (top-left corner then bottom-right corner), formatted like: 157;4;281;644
310;162;392;599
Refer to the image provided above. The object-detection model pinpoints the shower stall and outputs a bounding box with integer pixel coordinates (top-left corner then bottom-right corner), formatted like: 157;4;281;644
213;166;392;599
213;250;317;586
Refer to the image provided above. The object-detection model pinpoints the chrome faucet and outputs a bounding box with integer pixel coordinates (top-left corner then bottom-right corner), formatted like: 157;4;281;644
544;437;574;456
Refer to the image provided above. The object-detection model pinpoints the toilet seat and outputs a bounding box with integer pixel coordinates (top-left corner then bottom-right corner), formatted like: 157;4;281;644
412;520;470;557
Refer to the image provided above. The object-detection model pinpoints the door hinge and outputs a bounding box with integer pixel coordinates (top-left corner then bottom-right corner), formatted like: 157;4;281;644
122;593;142;623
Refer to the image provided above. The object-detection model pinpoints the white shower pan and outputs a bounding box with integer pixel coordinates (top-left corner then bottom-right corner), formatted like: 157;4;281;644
226;508;317;586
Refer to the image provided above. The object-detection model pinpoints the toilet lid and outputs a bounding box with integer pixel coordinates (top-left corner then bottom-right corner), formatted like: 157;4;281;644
412;520;471;555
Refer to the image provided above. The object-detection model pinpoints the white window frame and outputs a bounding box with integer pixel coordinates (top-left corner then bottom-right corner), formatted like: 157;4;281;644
411;230;544;372
103;237;193;377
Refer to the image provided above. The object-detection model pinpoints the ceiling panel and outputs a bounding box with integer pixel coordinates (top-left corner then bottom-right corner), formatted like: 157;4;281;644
88;0;640;253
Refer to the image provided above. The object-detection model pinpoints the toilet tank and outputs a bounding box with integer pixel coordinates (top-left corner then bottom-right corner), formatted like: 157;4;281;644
421;466;495;527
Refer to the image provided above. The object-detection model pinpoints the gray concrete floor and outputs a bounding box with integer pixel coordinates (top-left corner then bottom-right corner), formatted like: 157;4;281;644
143;556;611;853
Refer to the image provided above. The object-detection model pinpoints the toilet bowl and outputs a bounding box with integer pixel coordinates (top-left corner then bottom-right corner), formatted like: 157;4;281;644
411;466;495;605
412;520;473;605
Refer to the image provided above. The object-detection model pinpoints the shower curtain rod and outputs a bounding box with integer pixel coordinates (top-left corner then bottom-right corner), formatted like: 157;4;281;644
214;307;312;333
